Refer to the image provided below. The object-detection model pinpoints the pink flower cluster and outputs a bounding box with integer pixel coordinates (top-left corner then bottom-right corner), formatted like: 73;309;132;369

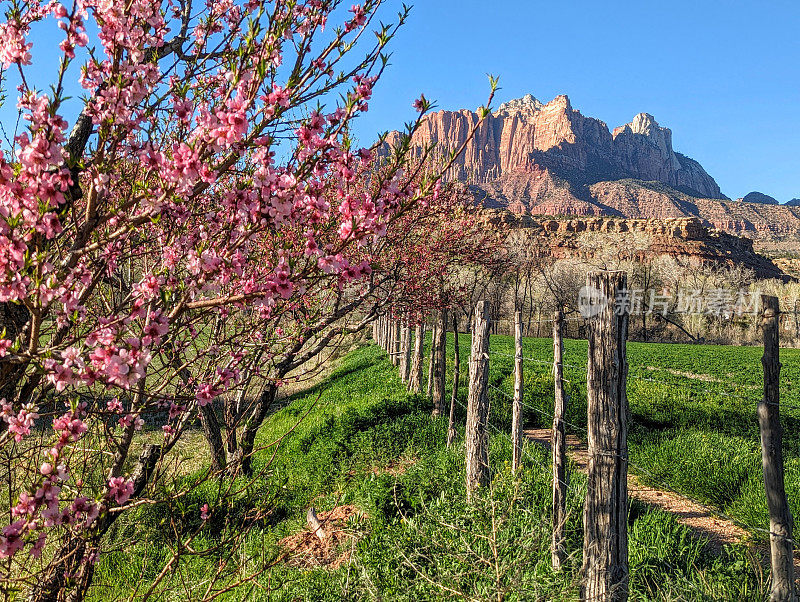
0;401;38;442
0;408;94;558
0;20;32;68
107;477;134;505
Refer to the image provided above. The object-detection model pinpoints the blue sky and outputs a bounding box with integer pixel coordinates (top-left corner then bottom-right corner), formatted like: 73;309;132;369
4;1;798;201
356;0;800;201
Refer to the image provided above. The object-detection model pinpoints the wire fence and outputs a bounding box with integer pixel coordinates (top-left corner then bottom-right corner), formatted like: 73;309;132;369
482;354;794;544
374;314;797;548
453;395;582;496
489;351;768;405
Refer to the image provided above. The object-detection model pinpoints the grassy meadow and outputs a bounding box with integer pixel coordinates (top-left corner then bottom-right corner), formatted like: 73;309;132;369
83;334;792;600
482;334;800;538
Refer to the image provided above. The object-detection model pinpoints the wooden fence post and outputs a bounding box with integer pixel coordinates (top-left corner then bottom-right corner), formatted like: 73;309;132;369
447;313;461;448
409;324;424;394
401;321;412;383
511;310;523;473
758;295;796;602
427;321;436;397
581;271;629;602
398;319;406;378
465;300;490;501
552;308;568;571
392;319;401;366
432;308;449;417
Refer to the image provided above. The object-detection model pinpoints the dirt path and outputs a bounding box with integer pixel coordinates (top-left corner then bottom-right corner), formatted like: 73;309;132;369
526;427;800;580
524;428;749;553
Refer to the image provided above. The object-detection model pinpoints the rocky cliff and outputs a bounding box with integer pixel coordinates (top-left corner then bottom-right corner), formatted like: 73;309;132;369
396;94;724;198
389;94;800;245
485;212;787;280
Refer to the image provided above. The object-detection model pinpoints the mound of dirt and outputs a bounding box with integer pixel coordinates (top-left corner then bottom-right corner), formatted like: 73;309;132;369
279;505;366;570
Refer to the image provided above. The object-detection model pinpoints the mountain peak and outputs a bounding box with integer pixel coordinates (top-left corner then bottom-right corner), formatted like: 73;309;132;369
614;112;681;172
497;93;544;114
628;112;659;134
386;93;724;200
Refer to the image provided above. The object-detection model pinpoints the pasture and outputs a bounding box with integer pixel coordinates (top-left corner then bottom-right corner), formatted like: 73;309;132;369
86;334;787;600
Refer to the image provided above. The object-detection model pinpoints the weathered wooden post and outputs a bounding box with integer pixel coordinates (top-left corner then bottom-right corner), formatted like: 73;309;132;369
398;317;407;377
758;295;796;602
401;321;412;383
307;507;326;542
409;324;424;394
511;310;523;473
447;313;461;448
380;315;388;351
432;308;449;417
392;319;401;366
465;300;490;501
581;271;629;602
552;308;568;571
427;321;437;397
400;318;407;375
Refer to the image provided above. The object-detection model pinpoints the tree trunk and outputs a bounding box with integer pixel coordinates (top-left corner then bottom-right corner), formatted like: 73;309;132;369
169;344;227;474
465;300;490;501
758;295;796;602
536;305;541;338
198;401;227;473
581;271;630;602
552;308;568;571
226;388;245;460
0;302;30;403
392;319;401;366
235;383;277;476
641;307;648;343
432;308;448;417
511;310;523;472
409;324;424;394
447;313;461;448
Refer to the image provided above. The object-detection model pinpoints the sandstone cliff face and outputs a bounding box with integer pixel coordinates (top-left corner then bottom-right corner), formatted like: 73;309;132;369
387;94;800;246
585;180;800;241
485;212;787;280
394;94;724;199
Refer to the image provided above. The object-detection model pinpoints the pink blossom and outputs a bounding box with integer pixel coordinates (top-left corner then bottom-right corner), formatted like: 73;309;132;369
195;384;218;407
107;477;134;505
0;21;32;68
1;402;39;442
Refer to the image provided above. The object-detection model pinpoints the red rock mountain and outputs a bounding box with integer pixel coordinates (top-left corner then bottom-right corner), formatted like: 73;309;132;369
392;94;800;242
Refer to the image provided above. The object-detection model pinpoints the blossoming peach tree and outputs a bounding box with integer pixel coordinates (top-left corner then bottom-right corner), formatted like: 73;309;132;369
0;0;497;596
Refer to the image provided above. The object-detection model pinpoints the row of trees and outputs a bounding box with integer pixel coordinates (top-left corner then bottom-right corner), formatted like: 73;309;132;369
0;1;504;599
458;228;800;346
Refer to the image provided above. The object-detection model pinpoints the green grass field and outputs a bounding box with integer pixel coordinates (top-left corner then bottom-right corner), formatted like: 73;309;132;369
479;333;800;540
85;335;786;601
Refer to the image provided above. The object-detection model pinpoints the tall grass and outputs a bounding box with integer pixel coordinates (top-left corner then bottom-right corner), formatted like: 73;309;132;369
465;331;800;545
88;341;767;600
